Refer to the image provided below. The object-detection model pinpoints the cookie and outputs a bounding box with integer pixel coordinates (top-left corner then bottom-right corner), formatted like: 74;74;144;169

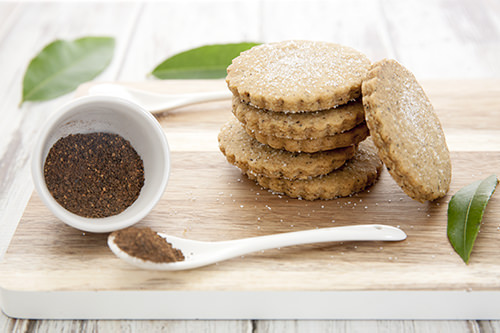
362;59;451;202
232;96;365;140
246;139;382;200
226;40;371;112
218;119;356;180
247;122;369;153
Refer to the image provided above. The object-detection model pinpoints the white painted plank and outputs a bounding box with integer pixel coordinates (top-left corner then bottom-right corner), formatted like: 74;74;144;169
118;0;261;80
96;320;252;333
255;320;477;332
11;319;93;333
0;3;21;43
0;313;14;332
259;0;395;62
4;319;252;332
478;320;500;332
380;0;500;78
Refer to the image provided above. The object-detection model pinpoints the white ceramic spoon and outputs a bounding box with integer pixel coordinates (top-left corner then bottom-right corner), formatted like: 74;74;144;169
88;83;232;114
108;224;406;271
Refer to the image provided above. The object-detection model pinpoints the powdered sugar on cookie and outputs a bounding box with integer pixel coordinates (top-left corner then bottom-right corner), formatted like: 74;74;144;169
362;59;451;202
227;40;371;112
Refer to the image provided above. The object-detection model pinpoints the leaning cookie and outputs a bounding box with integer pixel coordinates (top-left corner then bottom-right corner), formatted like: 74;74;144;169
232;96;366;140
362;59;451;202
246;122;369;153
245;139;382;200
226;40;371;112
218;119;356;180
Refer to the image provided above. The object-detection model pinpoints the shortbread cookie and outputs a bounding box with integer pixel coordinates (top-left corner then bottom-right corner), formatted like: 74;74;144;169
362;59;451;202
218;119;356;180
246;139;382;200
247;122;369;153
232;96;365;140
226;40;371;112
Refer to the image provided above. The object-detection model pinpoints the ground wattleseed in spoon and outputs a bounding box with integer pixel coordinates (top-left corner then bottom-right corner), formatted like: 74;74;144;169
44;132;144;218
111;227;185;263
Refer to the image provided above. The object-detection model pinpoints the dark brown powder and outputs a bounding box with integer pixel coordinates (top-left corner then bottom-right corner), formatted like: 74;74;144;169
111;227;185;263
44;132;144;218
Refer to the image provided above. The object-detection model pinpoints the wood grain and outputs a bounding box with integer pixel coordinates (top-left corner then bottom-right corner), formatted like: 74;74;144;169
255;320;478;332
1;80;499;295
0;318;251;333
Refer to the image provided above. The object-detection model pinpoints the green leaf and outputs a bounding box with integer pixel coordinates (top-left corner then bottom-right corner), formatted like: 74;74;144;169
447;174;498;264
151;42;260;79
21;36;115;104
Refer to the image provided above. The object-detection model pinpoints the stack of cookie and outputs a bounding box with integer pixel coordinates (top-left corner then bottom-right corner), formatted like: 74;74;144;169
219;40;383;200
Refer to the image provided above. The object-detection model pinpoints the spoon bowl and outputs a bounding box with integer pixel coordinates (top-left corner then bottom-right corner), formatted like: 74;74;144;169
108;224;406;271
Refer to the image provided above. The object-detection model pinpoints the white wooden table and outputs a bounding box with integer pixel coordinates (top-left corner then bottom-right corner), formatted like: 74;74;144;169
1;1;499;331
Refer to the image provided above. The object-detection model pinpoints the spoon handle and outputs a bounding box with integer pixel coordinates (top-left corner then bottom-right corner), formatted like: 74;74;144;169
214;224;406;258
132;88;233;113
173;90;233;104
88;83;232;114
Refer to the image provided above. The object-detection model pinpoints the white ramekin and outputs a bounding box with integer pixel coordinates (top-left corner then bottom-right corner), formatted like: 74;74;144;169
31;95;170;233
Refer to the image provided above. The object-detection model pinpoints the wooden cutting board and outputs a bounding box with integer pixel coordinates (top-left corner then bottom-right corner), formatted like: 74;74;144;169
1;80;500;320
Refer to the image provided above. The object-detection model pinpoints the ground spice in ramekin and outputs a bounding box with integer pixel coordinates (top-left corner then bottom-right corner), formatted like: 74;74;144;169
43;132;144;218
111;227;185;263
